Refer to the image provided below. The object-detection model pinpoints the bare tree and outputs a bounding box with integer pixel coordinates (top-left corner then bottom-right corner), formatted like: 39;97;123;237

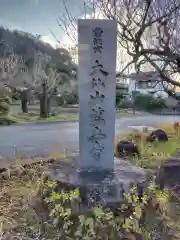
0;45;76;116
98;0;180;98
0;54;15;116
0;50;49;113
59;0;131;73
23;51;54;118
0;49;30;113
0;53;21;84
26;50;75;118
36;67;62;118
58;0;180;99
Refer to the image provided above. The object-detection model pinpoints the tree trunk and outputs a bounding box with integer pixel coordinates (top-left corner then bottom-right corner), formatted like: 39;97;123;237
47;98;51;116
20;90;28;113
21;99;28;113
39;81;50;118
132;91;136;115
39;97;51;118
133;103;136;115
40;97;45;118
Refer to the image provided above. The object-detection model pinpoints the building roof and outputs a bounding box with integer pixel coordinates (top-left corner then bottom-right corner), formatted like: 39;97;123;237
116;70;168;81
128;71;159;80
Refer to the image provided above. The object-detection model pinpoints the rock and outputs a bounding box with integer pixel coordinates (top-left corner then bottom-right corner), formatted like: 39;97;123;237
156;157;180;191
117;140;140;157
44;156;150;213
121;231;145;240
121;232;137;240
146;129;168;142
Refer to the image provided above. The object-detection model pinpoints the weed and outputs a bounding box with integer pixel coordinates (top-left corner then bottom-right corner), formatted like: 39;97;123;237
1;122;180;239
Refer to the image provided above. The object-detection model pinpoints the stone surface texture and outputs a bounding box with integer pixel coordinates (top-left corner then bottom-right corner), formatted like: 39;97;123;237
156;157;180;191
46;156;150;207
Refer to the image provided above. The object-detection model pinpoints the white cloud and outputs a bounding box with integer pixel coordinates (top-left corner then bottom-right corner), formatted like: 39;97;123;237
40;35;57;48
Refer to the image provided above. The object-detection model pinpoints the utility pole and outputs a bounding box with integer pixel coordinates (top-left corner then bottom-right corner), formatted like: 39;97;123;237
132;79;137;115
133;66;140;115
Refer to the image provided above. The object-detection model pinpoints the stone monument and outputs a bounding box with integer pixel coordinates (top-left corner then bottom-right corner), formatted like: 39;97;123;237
78;19;117;170
47;19;149;209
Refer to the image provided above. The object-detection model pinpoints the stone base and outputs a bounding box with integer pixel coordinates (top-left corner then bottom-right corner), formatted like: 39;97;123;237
45;156;151;209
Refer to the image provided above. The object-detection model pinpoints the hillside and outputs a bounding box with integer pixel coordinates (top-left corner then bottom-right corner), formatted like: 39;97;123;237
0;27;56;61
0;27;77;75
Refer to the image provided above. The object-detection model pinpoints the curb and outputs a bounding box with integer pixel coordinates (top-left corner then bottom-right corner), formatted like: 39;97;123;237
0;119;78;127
19;119;78;125
0;114;164;127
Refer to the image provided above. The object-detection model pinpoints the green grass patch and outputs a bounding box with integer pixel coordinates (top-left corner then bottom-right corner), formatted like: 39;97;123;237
117;123;180;169
0;115;19;125
9;103;148;124
9;104;79;123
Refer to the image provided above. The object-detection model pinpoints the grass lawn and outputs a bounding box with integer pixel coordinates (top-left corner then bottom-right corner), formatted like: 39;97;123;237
9;103;79;123
9;102;148;124
1;123;180;239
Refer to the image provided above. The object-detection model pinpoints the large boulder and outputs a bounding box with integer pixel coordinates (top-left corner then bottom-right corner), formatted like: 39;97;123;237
146;129;168;142
116;140;140;158
156;157;180;191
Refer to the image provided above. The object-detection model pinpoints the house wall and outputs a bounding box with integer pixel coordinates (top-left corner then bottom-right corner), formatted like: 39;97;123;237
117;71;180;100
128;77;170;98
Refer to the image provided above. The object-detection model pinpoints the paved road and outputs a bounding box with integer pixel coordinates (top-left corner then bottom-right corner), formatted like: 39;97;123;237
0;115;180;160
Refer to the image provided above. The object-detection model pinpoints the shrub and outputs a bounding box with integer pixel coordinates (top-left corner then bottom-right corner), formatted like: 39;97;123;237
11;91;20;100
56;95;65;106
62;90;79;105
0;90;17;125
0;115;18;125
0;86;12;118
0;99;10;115
66;93;79;104
42;180;175;240
116;91;125;106
135;94;165;111
117;98;133;109
0;95;12;115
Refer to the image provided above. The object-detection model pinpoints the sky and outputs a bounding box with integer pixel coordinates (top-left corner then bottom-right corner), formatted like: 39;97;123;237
0;0;163;72
0;0;90;48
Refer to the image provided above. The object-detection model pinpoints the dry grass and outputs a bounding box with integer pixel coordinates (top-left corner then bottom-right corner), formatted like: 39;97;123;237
0;153;79;239
115;122;180;169
0;175;40;230
1;121;180;239
0;161;57;239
